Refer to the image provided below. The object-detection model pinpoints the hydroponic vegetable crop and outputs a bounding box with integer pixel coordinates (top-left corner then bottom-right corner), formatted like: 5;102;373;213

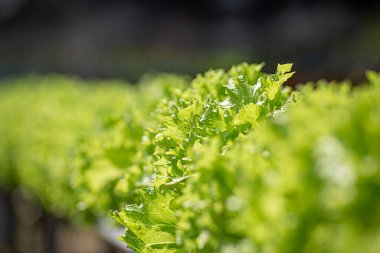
0;64;379;253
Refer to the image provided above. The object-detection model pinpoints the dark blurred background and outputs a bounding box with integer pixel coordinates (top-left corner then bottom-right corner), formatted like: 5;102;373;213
0;0;380;83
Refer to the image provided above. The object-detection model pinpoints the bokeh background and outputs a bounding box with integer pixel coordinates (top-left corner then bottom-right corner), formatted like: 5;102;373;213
1;0;380;83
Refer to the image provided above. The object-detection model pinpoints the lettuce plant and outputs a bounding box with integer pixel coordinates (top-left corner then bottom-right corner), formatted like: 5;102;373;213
110;63;295;252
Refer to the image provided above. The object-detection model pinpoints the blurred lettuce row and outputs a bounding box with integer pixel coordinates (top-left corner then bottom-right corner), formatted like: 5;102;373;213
0;74;188;222
0;75;130;219
112;70;380;253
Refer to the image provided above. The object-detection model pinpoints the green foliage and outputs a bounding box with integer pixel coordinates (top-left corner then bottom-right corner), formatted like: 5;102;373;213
237;79;380;253
71;74;190;220
111;68;380;252
1;65;380;253
0;75;130;218
130;76;380;253
110;63;295;252
0;74;189;221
